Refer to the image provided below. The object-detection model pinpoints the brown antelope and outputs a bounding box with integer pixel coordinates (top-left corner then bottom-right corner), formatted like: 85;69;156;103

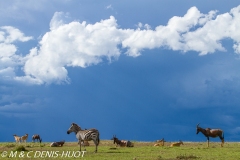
111;135;134;147
196;123;224;147
32;134;42;143
170;140;184;147
81;140;90;146
111;135;126;147
13;134;21;143
21;134;28;143
154;138;165;146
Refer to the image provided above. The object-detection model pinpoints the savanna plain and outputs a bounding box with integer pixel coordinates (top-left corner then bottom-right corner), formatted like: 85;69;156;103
1;140;240;160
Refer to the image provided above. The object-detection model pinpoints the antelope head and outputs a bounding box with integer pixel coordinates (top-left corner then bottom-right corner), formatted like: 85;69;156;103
111;135;117;144
179;140;184;145
196;123;200;134
111;135;116;140
156;138;164;143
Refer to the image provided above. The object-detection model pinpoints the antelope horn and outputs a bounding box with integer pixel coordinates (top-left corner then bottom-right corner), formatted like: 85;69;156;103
197;123;200;127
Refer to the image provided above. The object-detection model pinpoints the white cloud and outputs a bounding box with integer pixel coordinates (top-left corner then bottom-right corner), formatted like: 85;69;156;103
0;27;32;81
20;15;127;84
122;6;225;56
122;6;205;56
1;26;33;43
2;5;240;85
50;12;71;31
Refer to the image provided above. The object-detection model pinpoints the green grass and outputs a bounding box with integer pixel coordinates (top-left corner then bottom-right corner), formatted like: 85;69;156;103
1;141;240;159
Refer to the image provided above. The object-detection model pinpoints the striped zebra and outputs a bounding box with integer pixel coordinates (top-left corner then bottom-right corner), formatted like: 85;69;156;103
67;123;100;152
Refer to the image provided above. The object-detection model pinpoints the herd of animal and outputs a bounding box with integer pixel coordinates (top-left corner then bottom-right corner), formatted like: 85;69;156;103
153;138;184;147
12;123;225;152
13;134;64;147
152;123;224;148
13;134;42;144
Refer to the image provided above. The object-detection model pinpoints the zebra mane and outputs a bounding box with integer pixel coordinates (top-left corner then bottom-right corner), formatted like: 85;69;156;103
72;123;82;131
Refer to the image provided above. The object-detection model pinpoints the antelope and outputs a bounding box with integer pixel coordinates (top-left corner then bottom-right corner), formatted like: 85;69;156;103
170;140;184;147
111;135;126;147
196;123;224;147
50;140;65;147
80;140;90;146
32;134;42;143
126;140;134;147
13;135;21;143
111;135;134;147
154;138;165;146
21;134;28;143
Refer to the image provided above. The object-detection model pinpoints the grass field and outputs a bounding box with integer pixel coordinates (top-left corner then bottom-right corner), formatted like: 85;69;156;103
1;140;240;160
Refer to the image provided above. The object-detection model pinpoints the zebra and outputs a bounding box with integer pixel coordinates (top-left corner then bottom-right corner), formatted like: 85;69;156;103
67;123;100;153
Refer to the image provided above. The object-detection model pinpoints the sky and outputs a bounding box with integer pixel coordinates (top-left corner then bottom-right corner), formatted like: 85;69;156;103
1;0;240;143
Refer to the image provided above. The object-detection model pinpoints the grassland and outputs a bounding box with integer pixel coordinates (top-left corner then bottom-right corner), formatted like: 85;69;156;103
1;140;240;160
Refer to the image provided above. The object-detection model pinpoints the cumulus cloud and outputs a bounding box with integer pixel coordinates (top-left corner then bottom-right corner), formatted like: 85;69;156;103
17;13;128;84
0;26;32;81
2;5;240;84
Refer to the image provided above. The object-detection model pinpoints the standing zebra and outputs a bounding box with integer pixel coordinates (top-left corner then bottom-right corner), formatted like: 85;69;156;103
67;123;100;153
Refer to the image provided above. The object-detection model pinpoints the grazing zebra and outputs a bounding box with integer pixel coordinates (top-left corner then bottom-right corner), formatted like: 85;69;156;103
67;123;100;153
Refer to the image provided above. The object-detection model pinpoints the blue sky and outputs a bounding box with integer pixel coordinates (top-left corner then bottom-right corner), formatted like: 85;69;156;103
1;0;240;143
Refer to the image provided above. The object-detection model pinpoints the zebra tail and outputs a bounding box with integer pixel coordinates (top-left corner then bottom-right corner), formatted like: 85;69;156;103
97;135;100;146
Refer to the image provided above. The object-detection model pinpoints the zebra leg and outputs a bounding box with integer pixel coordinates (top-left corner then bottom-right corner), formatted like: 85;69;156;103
93;140;98;153
78;140;82;151
95;144;98;153
82;141;86;151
